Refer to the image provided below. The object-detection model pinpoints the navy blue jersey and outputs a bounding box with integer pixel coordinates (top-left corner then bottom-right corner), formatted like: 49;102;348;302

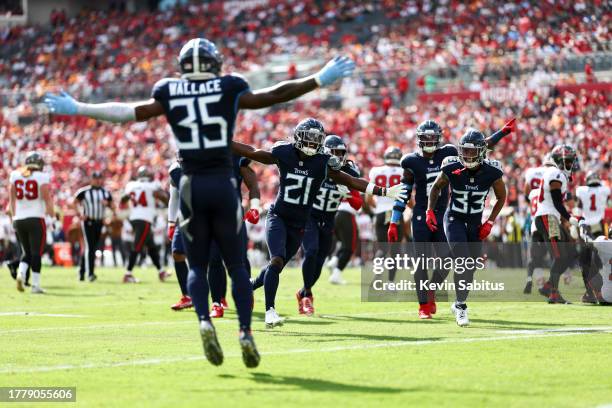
169;154;249;197
269;142;331;227
311;160;360;223
152;74;250;175
441;157;503;223
401;144;457;212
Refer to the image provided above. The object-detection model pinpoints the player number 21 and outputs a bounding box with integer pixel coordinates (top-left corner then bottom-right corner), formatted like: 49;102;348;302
169;95;228;150
284;173;314;205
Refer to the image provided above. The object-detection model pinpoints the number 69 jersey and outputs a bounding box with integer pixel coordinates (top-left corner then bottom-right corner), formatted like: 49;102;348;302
269;142;331;228
576;184;611;226
441;157;503;223
125;179;162;224
152;74;249;175
9;170;51;220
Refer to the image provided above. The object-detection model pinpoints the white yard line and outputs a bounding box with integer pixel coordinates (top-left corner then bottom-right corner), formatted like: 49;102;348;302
0;312;88;318
1;327;610;374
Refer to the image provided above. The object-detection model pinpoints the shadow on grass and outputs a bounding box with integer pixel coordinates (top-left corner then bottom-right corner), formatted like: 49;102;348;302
249;372;405;394
320;314;446;325
469;318;597;330
259;330;442;343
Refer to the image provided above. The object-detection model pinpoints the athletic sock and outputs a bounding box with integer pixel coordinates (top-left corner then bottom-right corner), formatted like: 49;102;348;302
174;260;189;296
32;272;41;287
264;263;282;310
18;262;28;280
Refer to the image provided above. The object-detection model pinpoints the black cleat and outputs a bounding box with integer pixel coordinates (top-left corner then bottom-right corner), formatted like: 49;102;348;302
88;274;97;282
8;263;17;280
523;281;533;294
548;291;571;304
239;330;261;368
538;282;552;298
199;321;223;366
581;291;597;304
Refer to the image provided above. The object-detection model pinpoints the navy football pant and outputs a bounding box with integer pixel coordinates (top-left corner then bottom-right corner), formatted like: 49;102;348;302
444;213;482;304
208;221;251;304
301;216;334;296
412;210;450;304
180;174;252;331
252;211;304;310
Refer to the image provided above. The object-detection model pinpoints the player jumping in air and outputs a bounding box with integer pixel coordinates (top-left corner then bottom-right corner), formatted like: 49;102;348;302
44;37;356;368
388;119;515;319
232;118;407;328
427;129;507;326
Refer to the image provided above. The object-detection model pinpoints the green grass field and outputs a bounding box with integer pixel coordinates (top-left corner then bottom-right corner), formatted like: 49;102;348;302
1;266;611;408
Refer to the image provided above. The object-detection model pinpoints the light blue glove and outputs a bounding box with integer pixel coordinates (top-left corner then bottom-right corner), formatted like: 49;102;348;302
43;91;78;115
315;56;355;87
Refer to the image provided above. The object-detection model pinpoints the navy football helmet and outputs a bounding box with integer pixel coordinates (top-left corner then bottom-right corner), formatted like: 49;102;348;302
24;151;44;170
294;118;325;156
416;120;443;154
324;135;347;165
178;38;223;79
550;144;577;176
458;129;487;169
383;146;402;165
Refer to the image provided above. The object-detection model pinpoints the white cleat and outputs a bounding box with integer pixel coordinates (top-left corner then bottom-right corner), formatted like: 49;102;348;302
265;308;284;328
326;256;338;273
451;303;469;327
199;320;223;366
16;276;25;292
329;268;346;285
31;286;45;294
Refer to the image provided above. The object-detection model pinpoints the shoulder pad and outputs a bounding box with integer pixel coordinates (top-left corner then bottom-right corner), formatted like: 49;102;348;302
441;156;460;168
327;155;342;171
484;159;503;171
440;144;458;153
228;72;249;83
168;161;181;173
272;140;292;149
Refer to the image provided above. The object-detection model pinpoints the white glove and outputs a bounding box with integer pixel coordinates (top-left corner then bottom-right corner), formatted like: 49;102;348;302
384;184;408;201
337;185;351;199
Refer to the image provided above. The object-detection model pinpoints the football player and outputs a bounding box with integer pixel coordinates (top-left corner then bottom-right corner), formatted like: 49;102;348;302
8;152;54;294
232;118;406;328
367;146;404;281
208;155;261;318
44;38;355;368
298;135;362;315
533;144;580;304
121;166;170;283
575;171;610;303
388;119;515;318
427;129;507;326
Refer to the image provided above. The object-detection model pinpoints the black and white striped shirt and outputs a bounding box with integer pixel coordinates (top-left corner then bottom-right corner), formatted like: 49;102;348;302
75;186;112;220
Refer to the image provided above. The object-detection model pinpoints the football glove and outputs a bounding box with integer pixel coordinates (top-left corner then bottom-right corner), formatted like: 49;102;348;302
315;56;355;87
347;189;363;210
384;184;407;201
337;184;352;199
44;91;78;115
167;222;176;241
478;220;494;240
387;223;399;242
501;118;516;135
425;209;438;232
244;208;260;224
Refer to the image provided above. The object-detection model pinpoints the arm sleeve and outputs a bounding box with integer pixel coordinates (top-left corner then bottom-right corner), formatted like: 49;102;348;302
167;186;179;222
75;102;136;123
551;188;571;221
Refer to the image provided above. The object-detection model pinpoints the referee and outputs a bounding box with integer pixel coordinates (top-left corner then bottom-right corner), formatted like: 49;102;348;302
74;171;113;281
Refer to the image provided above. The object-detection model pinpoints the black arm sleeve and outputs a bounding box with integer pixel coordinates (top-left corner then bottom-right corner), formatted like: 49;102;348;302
550;188;571;221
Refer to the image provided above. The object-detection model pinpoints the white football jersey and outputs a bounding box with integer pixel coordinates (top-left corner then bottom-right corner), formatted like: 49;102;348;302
125;179;162;223
9;170;51;220
534;166;569;220
528;188;540;233
575;185;610;226
593;237;612;302
368;165;403;214
524;166;545;193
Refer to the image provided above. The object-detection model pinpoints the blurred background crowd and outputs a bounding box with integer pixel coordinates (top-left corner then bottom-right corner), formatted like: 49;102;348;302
0;0;610;267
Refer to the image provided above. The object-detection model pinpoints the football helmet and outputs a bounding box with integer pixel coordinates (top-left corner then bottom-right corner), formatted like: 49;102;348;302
383;146;402;165
323;135;347;165
585;170;601;187
24;152;44;170
416;120;443;154
458;129;487;169
136;166;153;180
178;38;223;79
294;118;325;156
550;144;577;177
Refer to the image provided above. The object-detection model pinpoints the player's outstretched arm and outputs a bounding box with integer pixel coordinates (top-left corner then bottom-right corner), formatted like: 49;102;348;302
231;142;278;165
328;169;407;201
485;118;516;149
238;56;355;110
427;172;449;211
43;91;164;123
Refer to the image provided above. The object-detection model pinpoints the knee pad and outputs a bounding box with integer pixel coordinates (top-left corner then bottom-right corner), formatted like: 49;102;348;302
172;253;186;262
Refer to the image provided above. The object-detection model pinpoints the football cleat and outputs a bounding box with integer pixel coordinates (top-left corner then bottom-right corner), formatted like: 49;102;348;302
199;320;223;366
16;275;25;292
548;291;571;304
523;280;533;294
158;270;172;282
88;274;97;282
220;297;229;310
418;304;432;319
538;282;552;298
239;330;260;369
265;308;284;328
210;303;224;318
581;292;597;304
451;303;469;327
8;263;17;280
329;268;346;285
123;274;139;283
171;295;193;311
301;295;314;317
296;291;305;314
427;290;437;314
31;286;45;294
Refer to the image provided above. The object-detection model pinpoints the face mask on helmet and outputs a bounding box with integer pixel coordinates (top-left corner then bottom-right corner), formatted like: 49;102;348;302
417;131;441;153
296;129;324;156
459;145;484;169
552;150;576;176
327;146;347;164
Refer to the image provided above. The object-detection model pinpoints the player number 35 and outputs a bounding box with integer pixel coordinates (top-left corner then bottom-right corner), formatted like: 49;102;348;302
169;95;228;150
